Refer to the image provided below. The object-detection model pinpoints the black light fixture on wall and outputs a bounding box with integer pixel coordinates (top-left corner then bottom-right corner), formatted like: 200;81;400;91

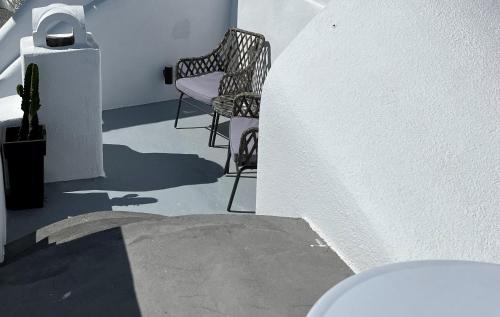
163;65;173;85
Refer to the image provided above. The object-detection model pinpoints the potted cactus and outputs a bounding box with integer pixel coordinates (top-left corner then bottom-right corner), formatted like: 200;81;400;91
2;63;46;209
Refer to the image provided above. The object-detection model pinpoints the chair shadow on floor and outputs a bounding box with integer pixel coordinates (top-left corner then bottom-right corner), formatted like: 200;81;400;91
7;143;224;242
102;98;211;132
70;144;224;192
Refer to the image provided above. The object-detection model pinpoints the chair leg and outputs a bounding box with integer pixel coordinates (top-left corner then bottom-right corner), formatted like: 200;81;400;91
211;113;220;147
174;93;184;128
224;144;231;174
208;111;216;147
227;167;244;212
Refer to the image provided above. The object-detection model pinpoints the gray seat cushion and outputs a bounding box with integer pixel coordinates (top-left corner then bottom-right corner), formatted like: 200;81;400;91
176;72;225;105
230;117;259;165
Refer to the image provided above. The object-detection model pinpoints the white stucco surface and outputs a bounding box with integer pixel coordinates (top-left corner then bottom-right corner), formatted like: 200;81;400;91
21;4;104;182
0;94;21;125
0;0;234;109
257;1;500;272
237;0;329;60
0;0;91;99
32;4;87;48
0;93;21;263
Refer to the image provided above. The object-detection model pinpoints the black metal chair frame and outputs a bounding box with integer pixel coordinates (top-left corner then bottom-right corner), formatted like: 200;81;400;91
226;93;260;212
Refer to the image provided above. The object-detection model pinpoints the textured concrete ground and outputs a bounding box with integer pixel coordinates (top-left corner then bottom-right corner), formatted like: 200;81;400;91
0;212;353;317
8;99;257;242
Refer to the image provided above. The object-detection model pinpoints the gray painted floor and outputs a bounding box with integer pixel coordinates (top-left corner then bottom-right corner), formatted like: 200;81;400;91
8;99;257;242
0;212;353;317
2;100;353;316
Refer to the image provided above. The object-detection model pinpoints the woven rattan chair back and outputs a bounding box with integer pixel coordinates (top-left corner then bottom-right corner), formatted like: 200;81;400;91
219;28;265;74
251;41;271;94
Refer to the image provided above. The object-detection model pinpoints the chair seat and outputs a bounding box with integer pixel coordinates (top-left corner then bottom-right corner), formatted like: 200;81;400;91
176;72;225;105
230;117;259;165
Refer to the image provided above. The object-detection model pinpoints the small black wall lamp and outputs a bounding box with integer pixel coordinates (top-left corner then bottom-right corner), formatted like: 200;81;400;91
163;65;173;85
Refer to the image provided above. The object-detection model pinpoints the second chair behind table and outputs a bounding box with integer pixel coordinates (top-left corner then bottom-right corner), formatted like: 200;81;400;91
225;93;261;212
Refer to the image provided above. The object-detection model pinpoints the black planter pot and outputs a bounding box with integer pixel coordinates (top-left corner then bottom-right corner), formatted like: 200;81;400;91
2;126;46;209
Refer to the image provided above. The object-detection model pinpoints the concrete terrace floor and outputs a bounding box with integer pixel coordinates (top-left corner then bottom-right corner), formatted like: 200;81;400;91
0;212;353;317
2;98;353;316
7;98;257;242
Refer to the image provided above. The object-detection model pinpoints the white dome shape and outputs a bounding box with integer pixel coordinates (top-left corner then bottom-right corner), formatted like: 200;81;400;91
257;0;500;272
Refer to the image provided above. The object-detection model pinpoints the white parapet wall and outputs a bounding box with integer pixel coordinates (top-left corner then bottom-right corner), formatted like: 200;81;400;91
21;4;104;182
237;0;329;60
0;94;22;263
0;0;235;109
257;1;500;272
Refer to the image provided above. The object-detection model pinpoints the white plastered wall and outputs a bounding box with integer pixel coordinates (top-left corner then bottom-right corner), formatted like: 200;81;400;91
0;95;21;263
257;0;500;272
0;0;235;109
237;0;330;60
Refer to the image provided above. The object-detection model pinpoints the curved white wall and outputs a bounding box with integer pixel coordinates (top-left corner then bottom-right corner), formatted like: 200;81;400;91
0;0;234;109
237;0;329;60
257;1;500;272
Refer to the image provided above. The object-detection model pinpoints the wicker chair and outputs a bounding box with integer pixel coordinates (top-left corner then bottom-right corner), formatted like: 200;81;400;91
226;93;260;212
210;40;271;147
174;28;265;145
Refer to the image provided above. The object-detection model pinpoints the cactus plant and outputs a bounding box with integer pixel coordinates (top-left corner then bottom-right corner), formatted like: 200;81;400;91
16;63;42;141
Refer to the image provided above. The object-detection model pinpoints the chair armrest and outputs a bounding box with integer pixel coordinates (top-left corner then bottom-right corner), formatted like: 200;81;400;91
218;68;254;96
233;93;261;118
238;127;259;166
176;49;223;80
